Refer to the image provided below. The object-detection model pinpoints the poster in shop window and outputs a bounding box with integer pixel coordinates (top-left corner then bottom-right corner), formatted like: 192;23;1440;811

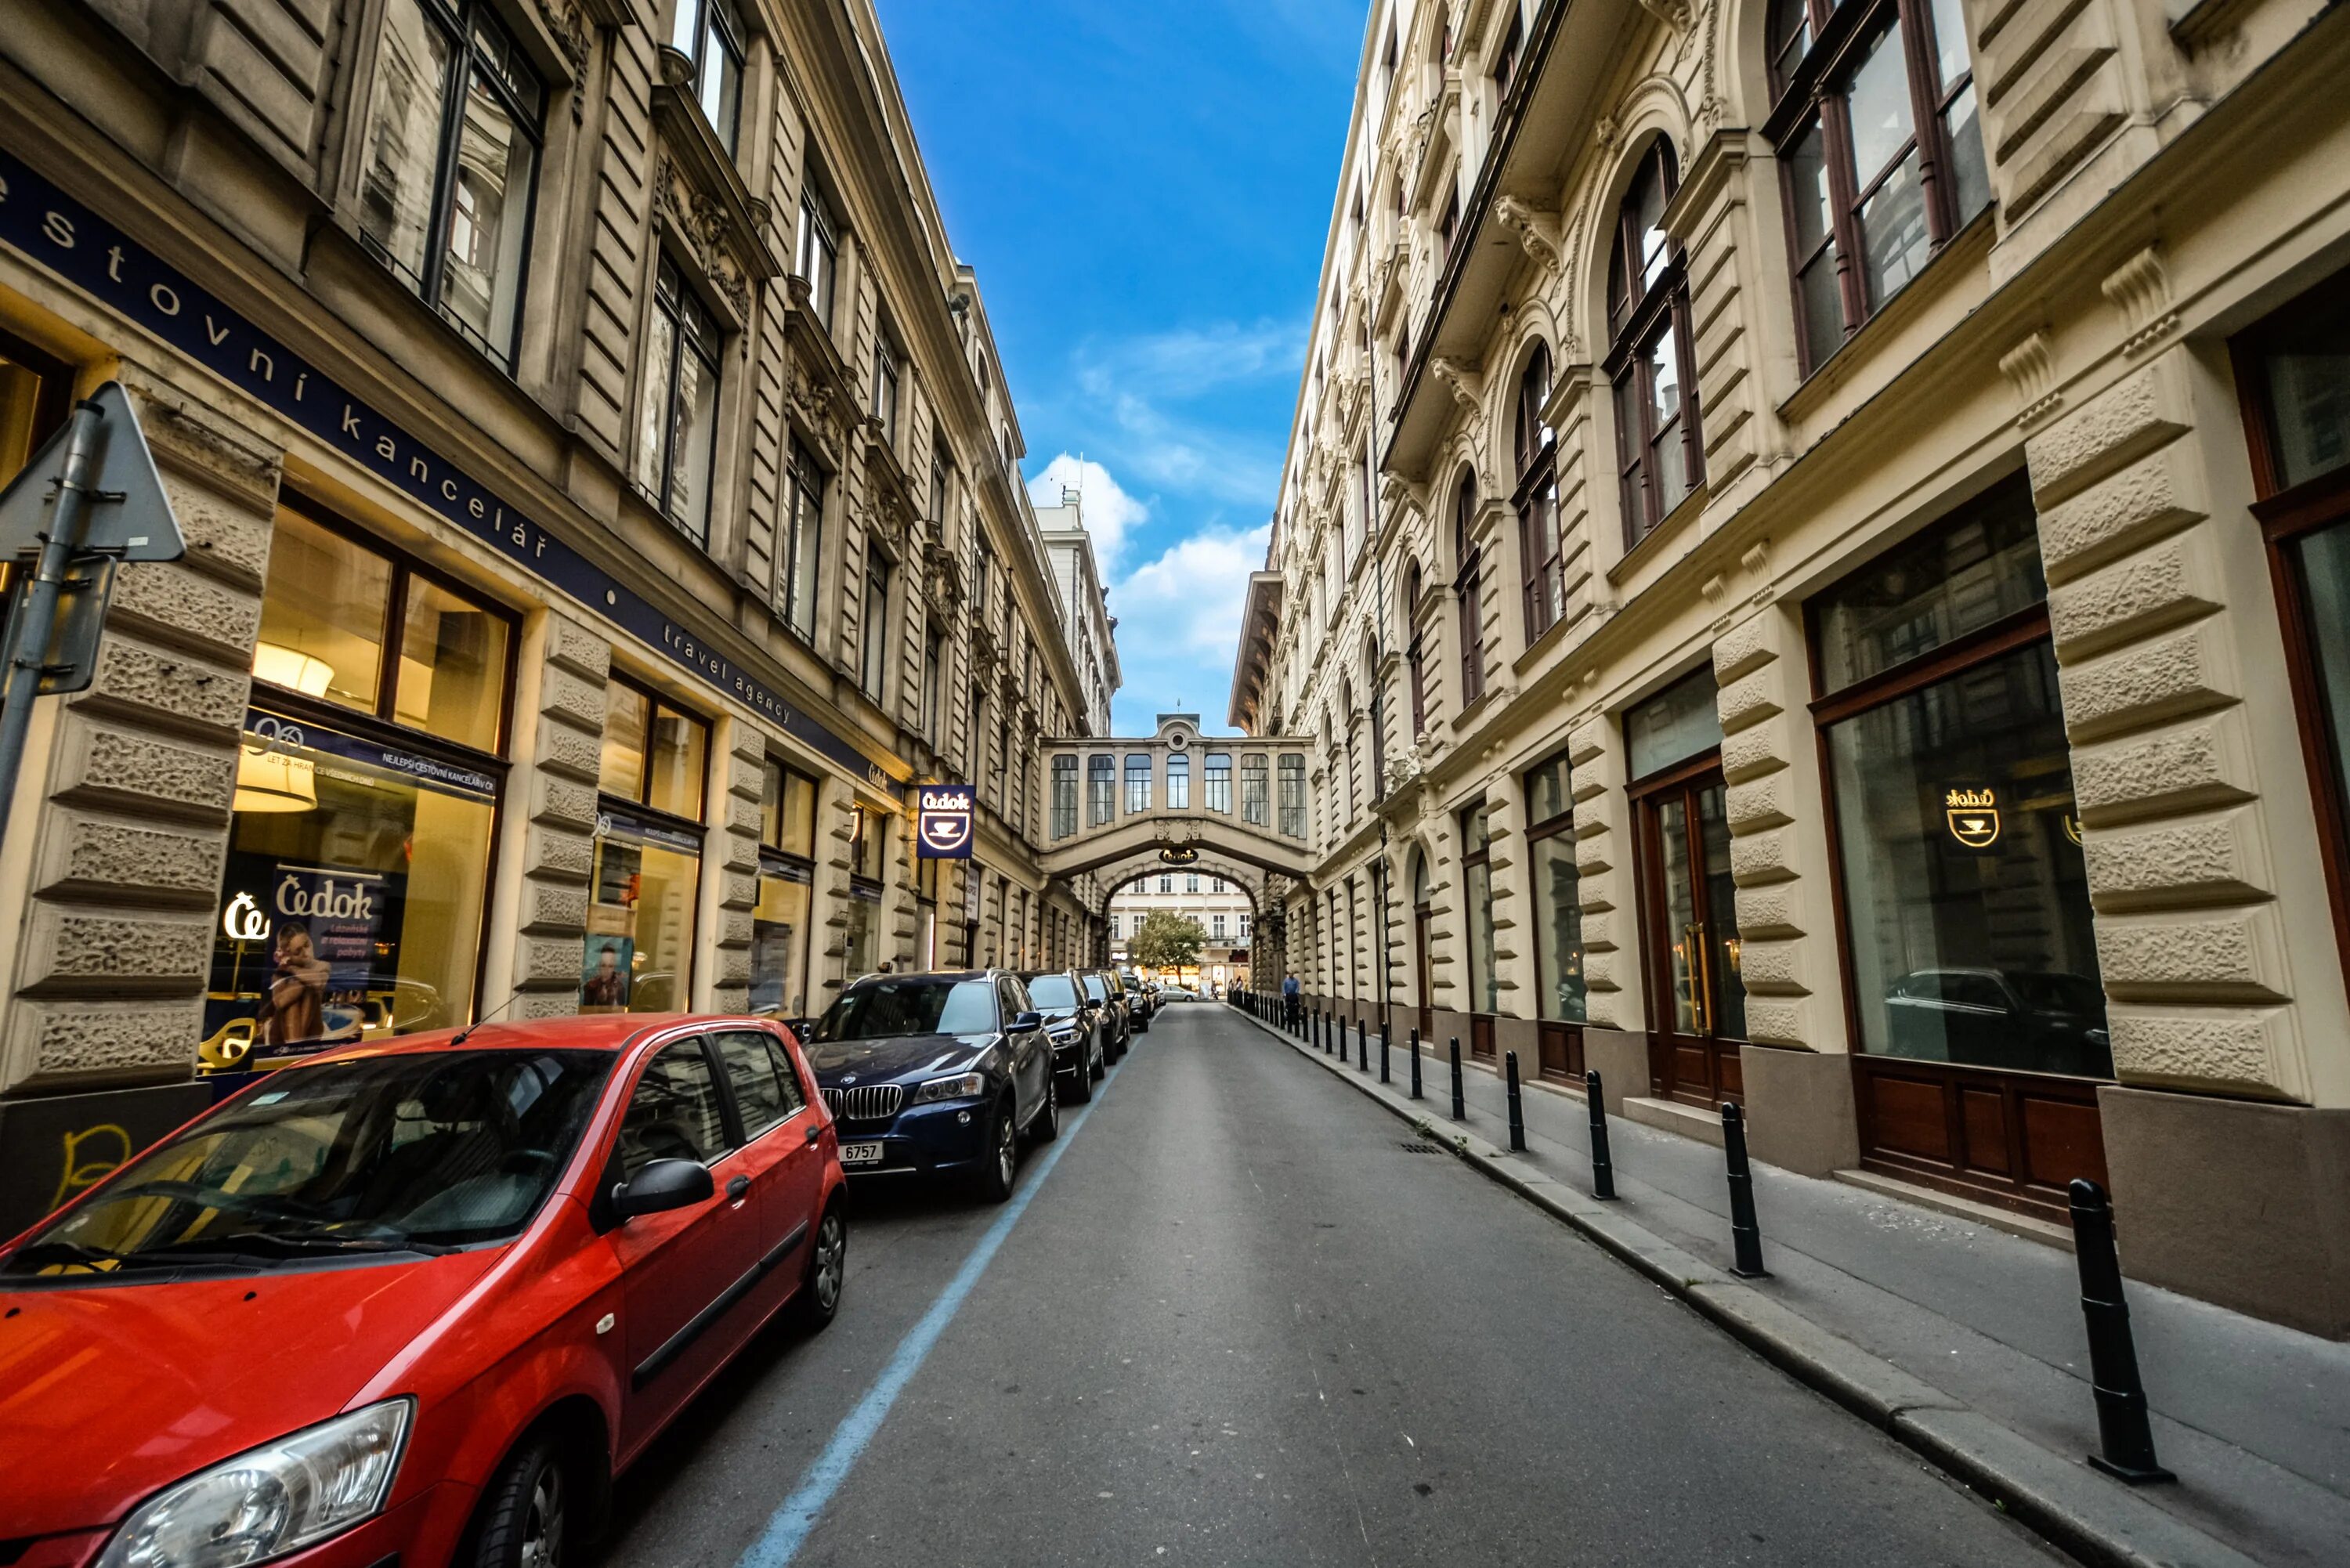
204;854;405;1063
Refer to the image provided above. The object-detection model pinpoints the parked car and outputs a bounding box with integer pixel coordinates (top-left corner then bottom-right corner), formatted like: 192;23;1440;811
802;971;1058;1199
1082;969;1131;1061
1118;970;1154;1031
1015;968;1109;1103
0;1014;847;1568
1159;985;1198;1002
1883;967;2113;1077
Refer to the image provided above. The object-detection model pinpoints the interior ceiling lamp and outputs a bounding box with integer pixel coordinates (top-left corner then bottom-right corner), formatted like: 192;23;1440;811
234;643;331;812
251;641;334;697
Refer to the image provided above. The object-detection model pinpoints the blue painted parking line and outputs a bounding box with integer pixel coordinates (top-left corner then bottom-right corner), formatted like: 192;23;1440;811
735;1060;1122;1568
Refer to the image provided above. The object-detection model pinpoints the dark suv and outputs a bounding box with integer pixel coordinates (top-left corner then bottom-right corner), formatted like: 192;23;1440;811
1081;969;1131;1062
1016;968;1110;1103
803;970;1058;1200
1118;970;1155;1031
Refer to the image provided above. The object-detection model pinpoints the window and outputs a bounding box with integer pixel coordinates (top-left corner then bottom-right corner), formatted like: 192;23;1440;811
616;1041;731;1177
1088;754;1115;825
873;325;902;446
1166;754;1190;809
1186;874;1201;894
780;438;825;641
214;506;514;1060
1278;754;1307;838
1607;139;1701;547
1524;753;1585;1023
1627;666;1723;782
636;257;723;547
1440;187;1461;266
1241;755;1270;826
1453;471;1484;706
1492;5;1524;98
1462;803;1498;1013
795;184;839;329
1210;878;1226;893
1770;0;1990;375
589;677;709;1014
1213;914;1227;940
1205;753;1233;812
0;331;69;491
1405;562;1429;735
1810;476;2108;1078
714;1030;806;1140
671;0;745;153
1159;876;1173;894
1125;754;1152;813
860;553;893;698
753;759;819;1017
930;443;953;525
1240;913;1252;940
1051;756;1078;839
921;627;943;745
357;0;542;365
843;805;887;977
1108;913;1120;940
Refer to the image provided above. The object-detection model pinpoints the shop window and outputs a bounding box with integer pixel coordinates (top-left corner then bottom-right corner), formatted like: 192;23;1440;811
356;0;542;366
1205;753;1232;812
1524;751;1585;1024
588;677;708;1013
1125;753;1152;813
671;0;745;154
636;256;723;547
752;758;819;1017
1241;754;1269;826
1607;139;1703;544
1461;802;1498;1015
1088;753;1115;825
1768;0;1990;376
1051;755;1078;839
208;508;514;1064
2235;269;2350;983
0;330;71;486
1810;483;2109;1078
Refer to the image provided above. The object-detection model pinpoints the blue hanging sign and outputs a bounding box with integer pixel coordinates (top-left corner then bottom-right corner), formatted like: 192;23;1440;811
916;786;975;860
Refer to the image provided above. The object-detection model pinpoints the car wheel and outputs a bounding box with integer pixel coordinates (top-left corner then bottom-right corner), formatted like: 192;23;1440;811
1065;1048;1094;1104
790;1203;847;1333
972;1103;1017;1203
1031;1070;1059;1143
471;1433;570;1568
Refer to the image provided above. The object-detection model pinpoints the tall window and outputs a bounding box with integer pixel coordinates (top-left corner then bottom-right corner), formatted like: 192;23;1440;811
1240;912;1251;941
636;258;722;546
1277;754;1307;838
1439;187;1461;266
1770;0;1991;375
873;325;902;446
1363;635;1386;798
1213;914;1227;941
1088;754;1115;825
753;759;819;1017
1187;874;1202;894
1513;345;1565;639
930;443;953;524
795;183;839;329
1125;754;1152;813
1167;754;1190;809
1242;755;1270;826
1461;803;1498;1014
1524;753;1585;1025
859;553;892;697
590;677;709;1014
1452;471;1484;706
1205;753;1233;812
358;0;542;366
920;627;942;745
1608;139;1701;546
1405;562;1429;736
1051;756;1078;839
671;0;744;153
779;439;824;641
1491;5;1524;97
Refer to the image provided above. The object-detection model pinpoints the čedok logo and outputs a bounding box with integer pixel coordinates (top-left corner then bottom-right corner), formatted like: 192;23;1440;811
916;786;975;859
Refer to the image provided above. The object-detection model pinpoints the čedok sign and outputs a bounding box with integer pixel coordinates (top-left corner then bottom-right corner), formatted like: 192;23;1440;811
916;786;975;859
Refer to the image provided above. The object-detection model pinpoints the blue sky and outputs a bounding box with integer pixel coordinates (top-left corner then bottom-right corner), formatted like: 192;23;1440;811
872;0;1365;735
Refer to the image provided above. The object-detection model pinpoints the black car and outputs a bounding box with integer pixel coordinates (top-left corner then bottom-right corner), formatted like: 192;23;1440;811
1081;969;1130;1061
1118;969;1154;1030
1016;968;1109;1103
1883;967;2113;1078
803;970;1058;1201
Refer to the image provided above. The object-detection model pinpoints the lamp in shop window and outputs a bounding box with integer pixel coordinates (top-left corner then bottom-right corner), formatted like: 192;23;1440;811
234;644;332;812
251;641;334;697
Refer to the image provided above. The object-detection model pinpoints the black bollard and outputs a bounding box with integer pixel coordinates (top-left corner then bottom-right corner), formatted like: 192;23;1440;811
2070;1180;2175;1483
1357;1017;1368;1071
1505;1051;1526;1151
1449;1037;1465;1120
1721;1103;1768;1278
1408;1028;1423;1100
1585;1070;1616;1200
1379;1020;1390;1084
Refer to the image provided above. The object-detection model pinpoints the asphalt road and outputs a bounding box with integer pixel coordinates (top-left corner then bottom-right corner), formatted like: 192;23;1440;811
601;1003;2066;1568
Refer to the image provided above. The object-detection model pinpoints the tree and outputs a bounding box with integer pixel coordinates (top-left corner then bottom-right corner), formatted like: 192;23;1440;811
1129;909;1207;971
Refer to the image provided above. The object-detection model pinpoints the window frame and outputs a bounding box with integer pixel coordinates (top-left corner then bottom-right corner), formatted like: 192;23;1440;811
1050;754;1078;840
643;254;725;547
600;670;712;826
673;0;747;154
794;182;840;331
1512;345;1567;641
1605;139;1705;547
1452;472;1485;706
859;549;894;700
779;437;826;644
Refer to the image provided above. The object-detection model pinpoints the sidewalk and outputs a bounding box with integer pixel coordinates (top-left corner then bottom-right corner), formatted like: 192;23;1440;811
1235;1008;2350;1568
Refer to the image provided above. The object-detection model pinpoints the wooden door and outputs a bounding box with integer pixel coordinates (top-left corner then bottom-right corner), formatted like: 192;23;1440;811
1412;900;1434;1041
1636;762;1747;1106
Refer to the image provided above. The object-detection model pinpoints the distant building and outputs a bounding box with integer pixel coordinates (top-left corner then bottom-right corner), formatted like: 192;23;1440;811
1035;489;1120;737
1109;872;1253;992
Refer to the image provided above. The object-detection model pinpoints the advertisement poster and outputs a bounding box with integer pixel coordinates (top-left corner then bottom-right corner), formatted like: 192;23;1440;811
204;853;404;1061
580;934;635;1012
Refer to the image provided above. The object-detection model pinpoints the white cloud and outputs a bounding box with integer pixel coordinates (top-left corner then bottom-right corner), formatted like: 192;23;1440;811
1072;319;1304;401
1026;454;1148;571
1106;521;1272;732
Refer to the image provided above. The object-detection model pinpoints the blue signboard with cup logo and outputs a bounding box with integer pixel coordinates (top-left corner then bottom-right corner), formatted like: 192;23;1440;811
916;786;976;860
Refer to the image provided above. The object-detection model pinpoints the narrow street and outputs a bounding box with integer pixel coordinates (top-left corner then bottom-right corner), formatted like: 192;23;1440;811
602;1005;2061;1568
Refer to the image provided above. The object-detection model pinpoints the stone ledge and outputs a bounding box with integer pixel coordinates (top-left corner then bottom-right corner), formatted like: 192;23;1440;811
1834;1168;2074;1250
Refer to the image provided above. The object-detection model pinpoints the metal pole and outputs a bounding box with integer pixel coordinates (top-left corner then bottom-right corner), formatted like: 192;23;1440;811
2070;1179;2175;1483
1504;1050;1525;1151
1722;1102;1768;1278
1586;1069;1615;1199
1448;1036;1464;1120
1379;1018;1390;1084
1408;1027;1422;1100
1357;1017;1367;1071
0;400;102;858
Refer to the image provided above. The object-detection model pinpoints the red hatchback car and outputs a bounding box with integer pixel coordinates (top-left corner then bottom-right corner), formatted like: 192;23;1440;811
0;1015;848;1568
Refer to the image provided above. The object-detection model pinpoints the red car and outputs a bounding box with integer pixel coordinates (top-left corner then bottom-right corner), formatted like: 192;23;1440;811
0;1014;848;1568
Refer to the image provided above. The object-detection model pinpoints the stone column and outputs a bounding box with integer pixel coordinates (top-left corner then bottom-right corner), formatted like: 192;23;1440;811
502;612;605;1019
1482;773;1540;1066
815;778;858;999
1568;710;1646;1111
705;720;763;1014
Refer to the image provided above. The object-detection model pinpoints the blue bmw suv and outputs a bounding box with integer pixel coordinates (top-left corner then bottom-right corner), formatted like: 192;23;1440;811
803;970;1058;1201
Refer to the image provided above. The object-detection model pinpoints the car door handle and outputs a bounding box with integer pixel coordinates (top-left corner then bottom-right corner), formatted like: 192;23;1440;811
726;1175;750;1201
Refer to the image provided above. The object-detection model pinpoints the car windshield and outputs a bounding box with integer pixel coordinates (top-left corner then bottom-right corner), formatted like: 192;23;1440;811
1025;974;1079;1010
812;978;998;1042
2;1050;613;1278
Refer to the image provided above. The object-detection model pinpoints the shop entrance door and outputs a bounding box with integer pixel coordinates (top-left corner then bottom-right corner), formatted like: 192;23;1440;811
1636;761;1747;1106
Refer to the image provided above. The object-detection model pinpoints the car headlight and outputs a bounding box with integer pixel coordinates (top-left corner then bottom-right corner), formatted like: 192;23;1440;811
99;1399;410;1567
910;1071;989;1104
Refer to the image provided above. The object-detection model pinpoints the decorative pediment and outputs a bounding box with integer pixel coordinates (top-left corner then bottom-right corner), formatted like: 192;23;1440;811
652;153;757;323
862;418;920;532
783;274;860;453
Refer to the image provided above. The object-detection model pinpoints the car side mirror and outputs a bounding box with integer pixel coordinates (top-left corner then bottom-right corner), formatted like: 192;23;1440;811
611;1158;714;1220
1012;1010;1043;1032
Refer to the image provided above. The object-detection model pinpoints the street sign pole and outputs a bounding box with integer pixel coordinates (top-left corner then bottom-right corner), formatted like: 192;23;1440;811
0;400;103;858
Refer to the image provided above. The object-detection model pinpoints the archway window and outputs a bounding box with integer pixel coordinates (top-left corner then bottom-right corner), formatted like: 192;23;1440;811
1453;471;1484;706
1608;137;1702;547
1513;344;1565;640
1768;0;1990;376
1241;754;1270;826
1405;561;1429;738
1363;634;1386;801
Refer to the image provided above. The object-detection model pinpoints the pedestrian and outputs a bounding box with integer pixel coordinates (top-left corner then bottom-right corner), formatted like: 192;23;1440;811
1282;970;1301;1030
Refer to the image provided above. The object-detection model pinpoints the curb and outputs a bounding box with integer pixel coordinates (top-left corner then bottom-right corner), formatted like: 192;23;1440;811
1224;1005;2263;1568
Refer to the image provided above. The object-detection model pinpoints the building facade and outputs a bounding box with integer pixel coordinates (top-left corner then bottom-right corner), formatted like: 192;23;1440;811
1108;870;1253;992
1236;0;2350;1335
0;0;1108;1234
1035;487;1120;738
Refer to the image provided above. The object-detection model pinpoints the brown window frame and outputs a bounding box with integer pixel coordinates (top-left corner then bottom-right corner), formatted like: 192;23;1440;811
602;670;710;828
1512;344;1566;641
1405;560;1430;737
1605;137;1705;547
1452;471;1484;707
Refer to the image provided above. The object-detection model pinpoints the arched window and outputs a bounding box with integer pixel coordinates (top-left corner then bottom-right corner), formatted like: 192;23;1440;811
1453;471;1484;706
1362;631;1385;800
1607;137;1702;546
1513;343;1564;641
1405;561;1429;737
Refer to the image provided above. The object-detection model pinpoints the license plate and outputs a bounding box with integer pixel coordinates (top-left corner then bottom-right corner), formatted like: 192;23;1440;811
839;1142;886;1166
